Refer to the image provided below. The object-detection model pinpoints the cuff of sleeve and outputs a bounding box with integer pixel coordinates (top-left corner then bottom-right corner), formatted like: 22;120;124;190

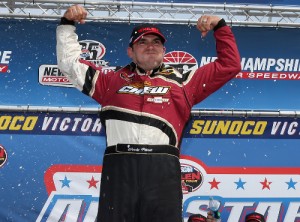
213;18;227;31
60;17;75;26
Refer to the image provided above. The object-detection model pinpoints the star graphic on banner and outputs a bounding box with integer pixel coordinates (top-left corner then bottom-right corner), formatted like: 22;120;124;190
235;178;246;190
260;177;272;190
286;178;297;190
59;175;71;188
87;176;99;189
209;178;221;190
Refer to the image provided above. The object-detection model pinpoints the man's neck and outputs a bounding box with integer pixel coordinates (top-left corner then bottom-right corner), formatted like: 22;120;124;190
130;62;163;75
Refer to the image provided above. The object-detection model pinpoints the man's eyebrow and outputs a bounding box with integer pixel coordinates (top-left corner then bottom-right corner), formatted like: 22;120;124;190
153;37;162;41
141;36;161;40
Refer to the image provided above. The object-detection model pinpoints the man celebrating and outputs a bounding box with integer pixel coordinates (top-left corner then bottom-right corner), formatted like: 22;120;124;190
56;4;241;222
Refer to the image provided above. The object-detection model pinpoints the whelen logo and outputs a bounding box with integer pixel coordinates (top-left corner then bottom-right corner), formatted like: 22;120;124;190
39;65;72;87
0;51;12;73
181;163;203;194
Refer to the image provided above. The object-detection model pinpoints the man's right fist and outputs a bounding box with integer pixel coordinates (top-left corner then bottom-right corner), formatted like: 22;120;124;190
63;5;87;24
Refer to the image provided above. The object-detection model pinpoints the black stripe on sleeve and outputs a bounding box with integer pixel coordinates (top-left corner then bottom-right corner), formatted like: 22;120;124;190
82;66;97;96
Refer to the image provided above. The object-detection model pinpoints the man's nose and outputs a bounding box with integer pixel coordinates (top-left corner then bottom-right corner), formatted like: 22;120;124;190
146;42;155;48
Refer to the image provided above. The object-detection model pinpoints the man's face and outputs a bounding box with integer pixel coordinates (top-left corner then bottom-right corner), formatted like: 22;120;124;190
127;34;166;71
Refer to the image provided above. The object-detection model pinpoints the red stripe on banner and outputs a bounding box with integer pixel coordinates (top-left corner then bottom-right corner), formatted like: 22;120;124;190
236;72;300;80
181;155;300;174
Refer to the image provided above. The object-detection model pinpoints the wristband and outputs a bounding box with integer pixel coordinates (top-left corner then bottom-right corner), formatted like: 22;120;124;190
60;17;75;26
213;18;227;31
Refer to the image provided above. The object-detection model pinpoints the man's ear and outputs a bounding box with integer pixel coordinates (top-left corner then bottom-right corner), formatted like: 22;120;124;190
127;47;133;58
163;46;166;54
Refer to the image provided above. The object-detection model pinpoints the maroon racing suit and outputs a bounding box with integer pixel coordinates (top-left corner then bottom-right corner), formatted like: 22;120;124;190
56;20;241;222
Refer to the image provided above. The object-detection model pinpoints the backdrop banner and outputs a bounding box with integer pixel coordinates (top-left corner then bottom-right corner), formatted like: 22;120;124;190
1;19;300;222
1;19;300;110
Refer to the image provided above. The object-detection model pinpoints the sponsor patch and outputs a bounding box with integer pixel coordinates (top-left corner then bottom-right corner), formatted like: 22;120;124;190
118;85;170;95
147;97;169;103
120;72;135;82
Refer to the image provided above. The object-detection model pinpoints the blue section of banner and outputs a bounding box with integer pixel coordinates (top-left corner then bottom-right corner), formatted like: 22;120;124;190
180;115;300;167
0;133;106;221
181;137;300;167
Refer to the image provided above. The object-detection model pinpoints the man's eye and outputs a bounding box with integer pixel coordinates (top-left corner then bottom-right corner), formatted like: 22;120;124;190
138;41;146;45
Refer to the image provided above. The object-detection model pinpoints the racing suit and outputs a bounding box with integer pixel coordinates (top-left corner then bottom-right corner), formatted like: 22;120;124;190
56;19;241;222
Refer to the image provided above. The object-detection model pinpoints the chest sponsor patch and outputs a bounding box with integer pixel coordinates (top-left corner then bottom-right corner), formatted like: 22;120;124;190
118;85;170;95
146;97;169;103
